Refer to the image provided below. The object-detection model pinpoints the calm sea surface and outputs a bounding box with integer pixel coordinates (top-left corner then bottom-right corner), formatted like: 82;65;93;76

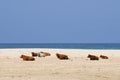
0;43;120;49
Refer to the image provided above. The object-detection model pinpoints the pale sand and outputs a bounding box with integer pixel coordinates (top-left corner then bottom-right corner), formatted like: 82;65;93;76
0;48;120;80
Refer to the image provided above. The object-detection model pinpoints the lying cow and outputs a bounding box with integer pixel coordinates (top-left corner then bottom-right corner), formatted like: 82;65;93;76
88;54;96;58
40;51;51;56
87;54;99;60
56;53;69;60
100;55;108;59
31;52;38;57
38;53;46;57
31;52;46;57
90;56;99;60
20;54;35;61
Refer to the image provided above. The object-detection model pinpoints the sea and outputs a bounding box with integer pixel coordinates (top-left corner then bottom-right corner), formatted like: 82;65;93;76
0;43;120;49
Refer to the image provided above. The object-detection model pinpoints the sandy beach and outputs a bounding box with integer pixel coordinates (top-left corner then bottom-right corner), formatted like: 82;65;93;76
0;48;120;80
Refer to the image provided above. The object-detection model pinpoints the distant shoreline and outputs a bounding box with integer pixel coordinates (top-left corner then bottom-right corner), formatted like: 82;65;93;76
0;48;120;50
0;43;120;49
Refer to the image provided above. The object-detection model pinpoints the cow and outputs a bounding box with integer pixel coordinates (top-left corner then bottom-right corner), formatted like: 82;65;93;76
38;53;46;57
56;53;69;60
88;54;96;58
100;55;108;59
31;52;38;57
87;54;99;60
31;52;46;57
90;56;99;60
40;51;51;56
20;55;35;61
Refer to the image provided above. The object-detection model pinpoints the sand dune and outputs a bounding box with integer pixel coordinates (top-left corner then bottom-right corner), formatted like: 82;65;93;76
0;49;120;80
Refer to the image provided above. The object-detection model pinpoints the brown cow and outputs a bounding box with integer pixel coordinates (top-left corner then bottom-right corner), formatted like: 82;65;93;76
87;54;99;60
90;56;99;60
88;54;96;58
100;55;108;59
56;53;69;60
40;51;51;56
31;52;38;57
20;55;35;61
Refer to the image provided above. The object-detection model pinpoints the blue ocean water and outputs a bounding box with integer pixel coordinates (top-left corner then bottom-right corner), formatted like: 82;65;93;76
0;43;120;49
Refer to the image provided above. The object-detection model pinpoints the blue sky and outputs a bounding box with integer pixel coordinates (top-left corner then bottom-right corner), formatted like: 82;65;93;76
0;0;120;43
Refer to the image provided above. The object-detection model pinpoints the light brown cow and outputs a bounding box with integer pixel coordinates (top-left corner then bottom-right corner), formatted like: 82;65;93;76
87;54;99;60
56;53;69;60
40;51;51;56
100;55;108;59
31;52;46;57
20;55;35;61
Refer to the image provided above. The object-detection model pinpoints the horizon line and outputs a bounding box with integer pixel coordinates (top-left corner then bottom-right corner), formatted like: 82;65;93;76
0;43;120;44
